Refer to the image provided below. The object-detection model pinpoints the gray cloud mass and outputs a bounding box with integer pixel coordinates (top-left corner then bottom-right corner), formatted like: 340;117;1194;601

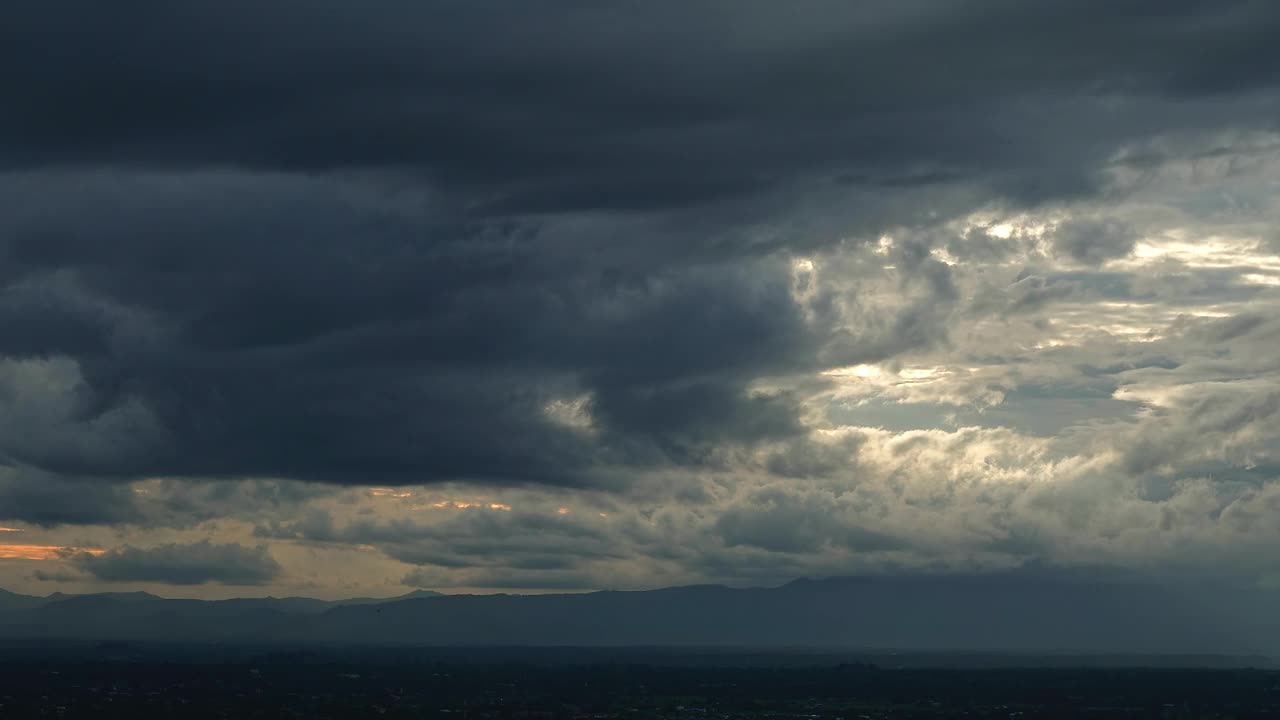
70;542;283;586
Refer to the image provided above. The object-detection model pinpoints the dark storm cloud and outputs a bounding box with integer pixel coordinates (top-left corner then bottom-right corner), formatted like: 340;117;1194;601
70;541;283;586
4;1;1280;210
2;0;1280;502
0;170;831;489
0;470;140;527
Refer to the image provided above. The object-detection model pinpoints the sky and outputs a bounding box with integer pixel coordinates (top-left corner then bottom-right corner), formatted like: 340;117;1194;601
2;0;1280;600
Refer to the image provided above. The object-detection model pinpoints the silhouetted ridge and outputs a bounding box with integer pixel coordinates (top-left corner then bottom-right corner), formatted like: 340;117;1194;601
0;575;1276;653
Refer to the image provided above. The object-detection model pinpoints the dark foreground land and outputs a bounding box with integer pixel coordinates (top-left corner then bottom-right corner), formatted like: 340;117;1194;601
2;647;1278;719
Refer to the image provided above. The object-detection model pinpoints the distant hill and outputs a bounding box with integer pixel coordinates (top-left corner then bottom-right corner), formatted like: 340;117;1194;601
0;576;1275;655
0;588;47;611
0;587;443;640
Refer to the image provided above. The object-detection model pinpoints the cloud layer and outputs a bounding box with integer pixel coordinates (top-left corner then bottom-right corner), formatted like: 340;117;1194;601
0;1;1278;598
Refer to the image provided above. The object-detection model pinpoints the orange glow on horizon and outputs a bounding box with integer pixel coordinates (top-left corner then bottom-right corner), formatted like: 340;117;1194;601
429;500;512;511
0;544;105;561
431;500;476;509
0;527;23;533
370;488;414;499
